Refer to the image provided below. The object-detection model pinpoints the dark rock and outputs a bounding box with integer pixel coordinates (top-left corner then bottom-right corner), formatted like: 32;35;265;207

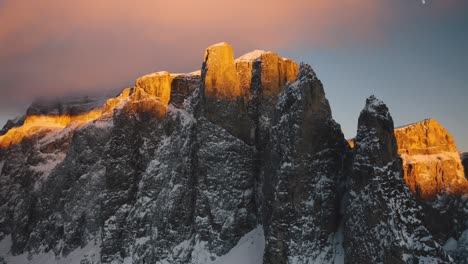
344;95;451;263
26;96;105;116
262;63;349;263
0;115;25;136
170;74;200;109
462;152;468;180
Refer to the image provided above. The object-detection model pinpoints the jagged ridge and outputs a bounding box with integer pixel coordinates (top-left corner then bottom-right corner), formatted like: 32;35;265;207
0;43;466;264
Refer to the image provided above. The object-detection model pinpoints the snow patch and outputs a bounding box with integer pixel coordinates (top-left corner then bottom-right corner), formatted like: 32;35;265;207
235;50;267;62
443;237;458;252
401;152;463;164
214;226;265;264
168;105;195;127
333;221;344;264
30;152;66;175
0;236;100;264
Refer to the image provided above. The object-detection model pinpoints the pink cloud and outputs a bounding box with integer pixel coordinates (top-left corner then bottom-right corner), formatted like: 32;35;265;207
0;0;459;113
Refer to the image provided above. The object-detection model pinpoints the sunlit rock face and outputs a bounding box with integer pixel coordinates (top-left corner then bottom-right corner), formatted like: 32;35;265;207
345;96;451;263
201;43;299;144
203;42;241;99
200;42;253;143
0;116;25;136
395;118;468;199
0;97;105;149
134;71;174;105
102;87;133;114
235;50;299;97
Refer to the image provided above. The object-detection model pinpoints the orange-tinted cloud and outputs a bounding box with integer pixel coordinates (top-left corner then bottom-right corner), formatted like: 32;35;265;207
0;0;457;118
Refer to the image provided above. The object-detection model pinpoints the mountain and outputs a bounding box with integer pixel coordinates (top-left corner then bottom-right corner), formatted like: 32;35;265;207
395;119;468;200
345;96;450;263
0;42;466;263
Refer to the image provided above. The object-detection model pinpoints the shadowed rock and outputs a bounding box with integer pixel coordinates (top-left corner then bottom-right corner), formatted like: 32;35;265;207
345;95;451;263
262;63;349;264
463;152;468;180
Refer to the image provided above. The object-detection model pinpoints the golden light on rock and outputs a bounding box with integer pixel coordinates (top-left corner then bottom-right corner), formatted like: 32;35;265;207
348;119;468;199
0;42;301;150
235;50;299;97
135;71;175;105
395;119;468;199
348;139;355;148
0;110;102;149
203;42;242;99
102;87;133;114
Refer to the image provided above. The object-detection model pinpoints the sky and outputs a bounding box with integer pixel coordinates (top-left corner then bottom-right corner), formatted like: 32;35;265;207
0;0;467;150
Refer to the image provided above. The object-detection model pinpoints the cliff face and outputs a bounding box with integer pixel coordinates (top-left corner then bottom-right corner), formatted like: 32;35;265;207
344;96;450;263
0;42;310;264
395;119;468;199
262;64;348;263
0;43;465;264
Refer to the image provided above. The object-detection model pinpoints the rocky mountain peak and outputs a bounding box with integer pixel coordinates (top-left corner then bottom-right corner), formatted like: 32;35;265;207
235;50;298;98
134;71;174;105
0;96;106;149
203;42;241;99
354;95;397;170
345;96;451;263
395;118;468;199
396;118;458;155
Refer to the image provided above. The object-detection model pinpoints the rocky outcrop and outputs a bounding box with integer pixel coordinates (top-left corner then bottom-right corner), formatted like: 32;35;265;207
134;71;175;105
345;96;451;263
390;121;468;262
203;42;241;99
201;43;299;145
235;50;298;97
0;97;105;149
102;87;133;113
262;63;349;264
170;74;201;108
395;119;468;199
0;116;25;136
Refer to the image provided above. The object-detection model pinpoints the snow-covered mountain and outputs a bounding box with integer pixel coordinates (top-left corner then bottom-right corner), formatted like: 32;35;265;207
0;42;467;264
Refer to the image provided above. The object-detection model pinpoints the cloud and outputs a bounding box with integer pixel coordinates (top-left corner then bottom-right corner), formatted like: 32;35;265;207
1;0;454;119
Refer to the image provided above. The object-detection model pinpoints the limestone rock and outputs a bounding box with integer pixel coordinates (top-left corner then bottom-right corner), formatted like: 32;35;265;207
345;95;451;263
102;88;133;114
235;50;299;98
203;42;241;99
0;96;105;149
134;71;174;105
395;119;468;199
